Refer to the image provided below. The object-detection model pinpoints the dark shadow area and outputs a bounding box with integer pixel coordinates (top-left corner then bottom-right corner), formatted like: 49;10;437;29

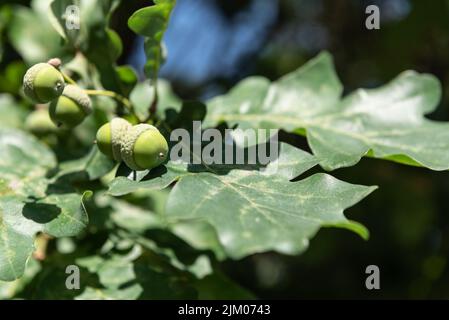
18;259;102;300
22;202;61;224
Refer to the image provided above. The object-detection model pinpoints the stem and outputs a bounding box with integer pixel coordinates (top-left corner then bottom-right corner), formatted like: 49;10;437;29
150;79;159;114
150;87;159;117
33;233;52;261
84;89;138;120
143;79;159;122
61;72;77;85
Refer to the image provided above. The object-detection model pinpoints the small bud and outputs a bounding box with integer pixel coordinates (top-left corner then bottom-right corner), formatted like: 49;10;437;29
47;58;62;68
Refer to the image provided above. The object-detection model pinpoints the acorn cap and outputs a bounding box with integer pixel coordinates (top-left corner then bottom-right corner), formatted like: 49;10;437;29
61;84;92;115
23;63;65;103
110;118;132;162
121;124;157;170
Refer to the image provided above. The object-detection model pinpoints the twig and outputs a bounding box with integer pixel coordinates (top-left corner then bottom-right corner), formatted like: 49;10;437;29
61;71;77;85
84;89;139;121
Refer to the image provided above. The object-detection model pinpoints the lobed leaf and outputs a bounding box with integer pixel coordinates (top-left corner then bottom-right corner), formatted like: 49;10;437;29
108;143;376;259
0;129;90;281
8;0;69;64
205;52;448;171
56;146;116;181
75;246;197;300
128;0;175;80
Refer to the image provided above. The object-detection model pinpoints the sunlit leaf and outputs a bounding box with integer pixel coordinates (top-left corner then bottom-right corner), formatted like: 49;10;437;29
0;129;90;281
205;52;448;171
109;143;375;258
128;0;175;80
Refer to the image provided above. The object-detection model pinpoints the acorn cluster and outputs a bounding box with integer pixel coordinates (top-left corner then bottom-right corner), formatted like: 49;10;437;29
96;118;169;171
23;61;92;129
23;60;168;171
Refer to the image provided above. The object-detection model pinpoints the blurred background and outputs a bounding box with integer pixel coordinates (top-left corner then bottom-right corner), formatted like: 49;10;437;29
2;0;449;299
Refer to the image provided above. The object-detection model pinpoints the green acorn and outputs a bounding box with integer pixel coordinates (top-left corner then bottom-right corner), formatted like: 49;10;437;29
96;119;169;170
49;85;92;128
25;109;58;137
96;118;132;161
121;124;169;171
23;63;65;103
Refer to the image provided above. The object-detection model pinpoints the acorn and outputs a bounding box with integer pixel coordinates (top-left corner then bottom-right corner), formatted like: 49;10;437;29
49;84;92;128
23;63;65;103
25;109;58;137
121;124;169;171
96;117;132;161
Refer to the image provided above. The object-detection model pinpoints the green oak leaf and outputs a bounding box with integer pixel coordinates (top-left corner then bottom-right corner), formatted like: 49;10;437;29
49;0;124;92
0;95;27;129
170;220;227;261
129;79;182;121
108;160;186;197
0;6;13;61
75;246;197;300
108;143;376;258
205;52;448;171
0;258;40;299
0;128;90;281
165;163;375;259
0;61;27;95
55;146;116;181
129;80;157;121
120;233;213;280
103;188;227;260
49;0;120;51
115;65;138;97
128;0;175;80
8;0;69;64
0;192;90;281
106;197;164;233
